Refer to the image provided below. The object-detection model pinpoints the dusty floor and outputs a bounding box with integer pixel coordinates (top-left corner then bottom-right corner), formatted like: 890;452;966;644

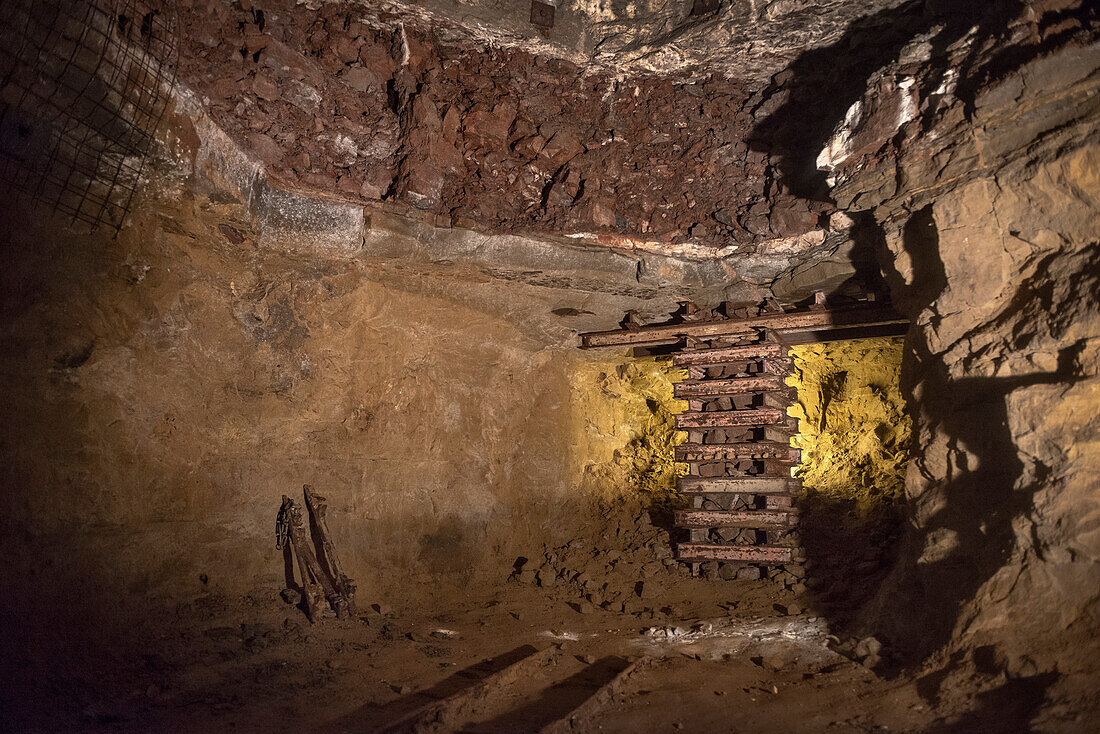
1;583;1070;733
6;514;1093;734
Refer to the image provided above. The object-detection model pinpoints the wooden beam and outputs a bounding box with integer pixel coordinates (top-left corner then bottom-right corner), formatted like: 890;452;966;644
674;374;784;397
676;543;793;563
675;441;797;462
676;408;788;429
678;476;797;494
673;343;784;367
674;509;796;529
779;320;910;344
580;306;906;349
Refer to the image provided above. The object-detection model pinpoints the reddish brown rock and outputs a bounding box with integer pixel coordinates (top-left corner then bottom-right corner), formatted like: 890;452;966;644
247;132;284;165
769;196;819;237
251;74;281;101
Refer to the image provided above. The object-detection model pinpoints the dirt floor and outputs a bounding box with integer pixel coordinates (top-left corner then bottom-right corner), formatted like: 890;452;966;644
5;504;1093;734
1;575;1071;733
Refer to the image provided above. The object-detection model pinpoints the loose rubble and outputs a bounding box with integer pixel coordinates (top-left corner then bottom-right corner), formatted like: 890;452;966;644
177;0;831;252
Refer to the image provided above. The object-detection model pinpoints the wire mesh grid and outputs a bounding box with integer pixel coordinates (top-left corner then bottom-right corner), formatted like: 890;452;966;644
0;0;178;232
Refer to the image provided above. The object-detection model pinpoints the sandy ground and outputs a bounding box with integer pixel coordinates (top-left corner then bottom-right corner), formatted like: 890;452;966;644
5;567;1091;734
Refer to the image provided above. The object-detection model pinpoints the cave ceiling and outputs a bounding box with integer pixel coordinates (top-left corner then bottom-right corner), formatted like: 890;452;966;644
176;0;919;302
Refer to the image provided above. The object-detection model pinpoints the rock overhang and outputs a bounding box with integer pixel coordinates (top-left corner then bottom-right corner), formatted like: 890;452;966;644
172;0;916;303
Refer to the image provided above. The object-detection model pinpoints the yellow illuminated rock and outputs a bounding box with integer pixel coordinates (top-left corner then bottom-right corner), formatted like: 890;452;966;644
570;356;687;508
786;337;910;510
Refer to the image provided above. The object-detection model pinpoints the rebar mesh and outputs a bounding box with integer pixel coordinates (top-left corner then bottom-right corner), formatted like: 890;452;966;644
0;0;178;232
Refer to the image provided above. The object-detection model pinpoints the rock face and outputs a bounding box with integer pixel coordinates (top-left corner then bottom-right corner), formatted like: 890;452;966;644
176;0;841;255
787;338;909;508
789;0;1100;679
0;168;589;604
1;0;1097;705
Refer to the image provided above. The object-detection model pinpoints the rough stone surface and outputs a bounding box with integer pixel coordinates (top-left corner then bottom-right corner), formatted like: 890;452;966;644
787;337;909;508
799;0;1100;687
2;0;1099;728
175;0;844;256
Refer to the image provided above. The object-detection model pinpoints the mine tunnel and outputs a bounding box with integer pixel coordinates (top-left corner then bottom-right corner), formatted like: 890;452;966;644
1;0;1097;731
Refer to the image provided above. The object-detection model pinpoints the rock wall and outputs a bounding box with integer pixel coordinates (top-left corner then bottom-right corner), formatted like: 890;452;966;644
879;144;1100;677
787;337;909;509
568;356;687;513
793;0;1100;680
1;151;710;635
176;0;844;259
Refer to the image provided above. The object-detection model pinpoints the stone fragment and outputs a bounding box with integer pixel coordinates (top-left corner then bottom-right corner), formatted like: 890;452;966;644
358;44;396;79
333;35;361;64
740;201;771;236
247;133;283;165
287;151;310;172
241;27;269;56
251;74;280;101
769;196;819;237
535;568;556;588
463;102;517;147
589;202;617;228
513;135;545;159
853;636;882;662
211;77;240;99
400;159;444;210
539;129;584;165
218;224;245;244
341;66;378;94
284;80;322;113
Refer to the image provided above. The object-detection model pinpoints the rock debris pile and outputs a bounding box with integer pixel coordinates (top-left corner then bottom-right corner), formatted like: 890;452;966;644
178;0;828;251
510;506;678;616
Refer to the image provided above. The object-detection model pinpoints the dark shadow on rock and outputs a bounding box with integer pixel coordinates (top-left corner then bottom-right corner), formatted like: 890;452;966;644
743;0;1092;672
322;644;542;732
462;655;631;732
915;650;967;705
866;197;1083;665
921;673;1058;733
880;339;1083;664
746;0;926;200
798;497;904;633
747;1;1029;202
895;204;947;313
842;210;893;297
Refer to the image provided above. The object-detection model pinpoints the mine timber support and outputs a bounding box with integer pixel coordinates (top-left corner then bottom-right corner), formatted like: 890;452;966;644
276;487;354;621
580;304;906;349
303;484;357;614
577;298;908;577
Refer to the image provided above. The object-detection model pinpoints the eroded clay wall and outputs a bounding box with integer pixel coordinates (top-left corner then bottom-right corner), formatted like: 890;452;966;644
0;180;622;618
567;357;687;508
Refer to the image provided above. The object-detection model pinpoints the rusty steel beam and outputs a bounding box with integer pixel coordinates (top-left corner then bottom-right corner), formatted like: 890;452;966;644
676;408;787;428
678;476;797;494
778;321;909;343
580;306;906;349
673;342;784;367
676;543;793;563
675;441;798;462
674;374;785;398
765;495;792;509
675;509;796;529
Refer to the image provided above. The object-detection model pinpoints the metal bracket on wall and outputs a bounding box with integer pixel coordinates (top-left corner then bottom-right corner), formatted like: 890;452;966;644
0;0;178;232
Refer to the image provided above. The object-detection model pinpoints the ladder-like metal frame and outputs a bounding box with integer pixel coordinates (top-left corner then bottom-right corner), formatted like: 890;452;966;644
672;328;803;576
